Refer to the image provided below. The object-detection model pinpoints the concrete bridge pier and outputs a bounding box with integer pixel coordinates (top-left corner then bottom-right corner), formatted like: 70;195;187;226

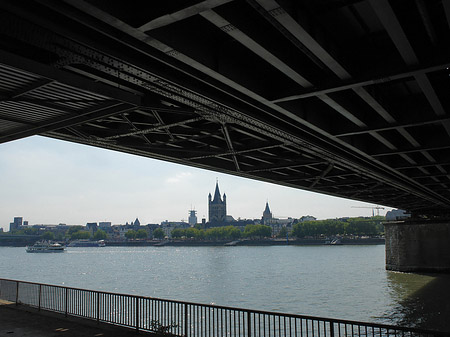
385;220;450;273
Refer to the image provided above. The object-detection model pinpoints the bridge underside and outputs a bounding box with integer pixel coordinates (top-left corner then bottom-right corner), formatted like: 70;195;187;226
0;0;450;216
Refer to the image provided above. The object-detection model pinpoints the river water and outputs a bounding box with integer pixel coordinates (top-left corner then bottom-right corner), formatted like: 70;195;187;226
0;245;449;331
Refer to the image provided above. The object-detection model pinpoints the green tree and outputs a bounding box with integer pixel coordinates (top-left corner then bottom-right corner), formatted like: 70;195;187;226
223;226;241;240
171;228;185;239
344;218;379;236
292;221;321;238
42;231;54;240
136;229;148;239
70;230;91;240
67;226;83;235
277;227;288;238
153;228;165;239
243;224;272;239
93;229;107;240
125;230;136;240
54;232;65;241
15;227;39;235
205;227;221;240
293;217;383;238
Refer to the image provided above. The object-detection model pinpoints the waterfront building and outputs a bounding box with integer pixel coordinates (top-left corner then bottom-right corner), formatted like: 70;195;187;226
86;222;98;234
259;203;296;236
115;225;129;239
99;221;111;229
188;209;197;226
231;218;256;229
208;181;227;225
145;223;159;238
299;215;317;222
32;223;72;236
9;217;23;232
160;220;190;238
98;222;113;234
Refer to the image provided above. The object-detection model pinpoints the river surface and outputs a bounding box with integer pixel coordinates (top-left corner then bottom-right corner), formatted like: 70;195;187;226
0;245;449;331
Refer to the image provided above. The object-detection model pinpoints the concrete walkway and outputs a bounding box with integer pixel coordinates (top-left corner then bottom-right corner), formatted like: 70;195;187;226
0;300;151;337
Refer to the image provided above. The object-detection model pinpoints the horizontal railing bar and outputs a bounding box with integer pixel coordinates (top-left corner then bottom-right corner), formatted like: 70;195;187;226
1;277;447;336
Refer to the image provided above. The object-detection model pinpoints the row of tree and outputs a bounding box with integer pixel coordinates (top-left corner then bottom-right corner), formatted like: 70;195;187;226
124;228;152;240
292;217;384;238
7;226;109;241
171;224;272;240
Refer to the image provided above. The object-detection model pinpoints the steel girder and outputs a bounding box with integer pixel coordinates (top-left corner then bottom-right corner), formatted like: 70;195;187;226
0;0;449;216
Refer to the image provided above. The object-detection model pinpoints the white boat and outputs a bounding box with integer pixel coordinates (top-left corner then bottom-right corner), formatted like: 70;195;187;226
224;240;240;246
330;238;342;245
325;238;343;245
26;241;65;253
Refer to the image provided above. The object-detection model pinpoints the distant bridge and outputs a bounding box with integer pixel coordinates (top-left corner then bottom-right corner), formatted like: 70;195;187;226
1;0;450;218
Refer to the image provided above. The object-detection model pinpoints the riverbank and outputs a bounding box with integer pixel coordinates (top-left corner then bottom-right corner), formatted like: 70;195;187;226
105;237;385;247
0;237;385;247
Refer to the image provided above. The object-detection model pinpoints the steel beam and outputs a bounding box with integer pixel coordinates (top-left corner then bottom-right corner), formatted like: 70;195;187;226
0;102;134;143
138;0;235;31
0;50;143;107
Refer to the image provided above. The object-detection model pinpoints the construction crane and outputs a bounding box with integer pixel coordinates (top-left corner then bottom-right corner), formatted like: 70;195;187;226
351;206;385;217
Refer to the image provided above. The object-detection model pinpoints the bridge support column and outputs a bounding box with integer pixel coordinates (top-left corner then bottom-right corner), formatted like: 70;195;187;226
385;220;450;272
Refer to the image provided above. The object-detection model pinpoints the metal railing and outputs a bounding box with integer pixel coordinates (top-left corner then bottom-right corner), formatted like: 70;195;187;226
0;278;447;337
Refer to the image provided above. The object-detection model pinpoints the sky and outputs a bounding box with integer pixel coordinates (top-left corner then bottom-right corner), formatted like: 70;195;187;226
0;136;393;231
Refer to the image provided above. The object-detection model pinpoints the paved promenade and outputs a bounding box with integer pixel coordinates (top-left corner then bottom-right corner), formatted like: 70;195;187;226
0;300;150;337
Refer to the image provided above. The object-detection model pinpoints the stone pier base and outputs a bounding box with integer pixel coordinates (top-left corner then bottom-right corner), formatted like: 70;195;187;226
385;220;450;273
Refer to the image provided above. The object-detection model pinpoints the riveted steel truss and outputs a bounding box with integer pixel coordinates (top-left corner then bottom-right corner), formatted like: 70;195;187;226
0;0;449;216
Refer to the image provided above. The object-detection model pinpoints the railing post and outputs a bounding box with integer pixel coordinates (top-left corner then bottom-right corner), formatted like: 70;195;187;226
38;284;42;311
96;292;100;323
136;297;140;332
247;311;251;337
64;287;68;317
184;303;188;337
329;320;335;337
15;281;19;305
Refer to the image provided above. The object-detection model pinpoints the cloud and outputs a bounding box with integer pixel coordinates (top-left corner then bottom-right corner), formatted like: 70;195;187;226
166;172;193;184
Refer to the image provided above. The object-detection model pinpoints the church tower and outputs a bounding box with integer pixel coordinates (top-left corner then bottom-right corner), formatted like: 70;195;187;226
208;181;227;224
262;201;273;225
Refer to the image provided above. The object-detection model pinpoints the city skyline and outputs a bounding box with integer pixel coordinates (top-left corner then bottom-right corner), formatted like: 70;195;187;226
0;136;392;231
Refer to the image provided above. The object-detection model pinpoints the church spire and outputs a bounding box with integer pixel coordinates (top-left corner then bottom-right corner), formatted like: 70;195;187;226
264;201;271;214
212;180;222;203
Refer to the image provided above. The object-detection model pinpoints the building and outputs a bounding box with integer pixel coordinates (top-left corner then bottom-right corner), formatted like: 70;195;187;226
262;202;273;225
208;181;227;225
160;220;190;238
98;222;113;234
9;217;23;232
99;221;111;229
86;222;98;234
188;209;197;226
299;215;317;222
